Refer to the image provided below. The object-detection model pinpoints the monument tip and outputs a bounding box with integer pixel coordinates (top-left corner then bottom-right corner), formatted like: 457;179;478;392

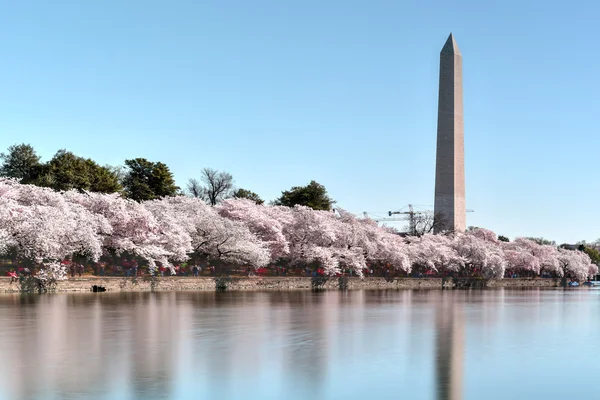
441;33;460;55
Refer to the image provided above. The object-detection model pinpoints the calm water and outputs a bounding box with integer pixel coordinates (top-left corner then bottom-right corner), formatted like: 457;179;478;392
0;289;598;400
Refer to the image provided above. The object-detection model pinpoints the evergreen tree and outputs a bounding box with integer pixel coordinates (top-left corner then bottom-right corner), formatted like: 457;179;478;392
0;143;41;181
233;188;264;205
123;158;179;201
274;180;335;211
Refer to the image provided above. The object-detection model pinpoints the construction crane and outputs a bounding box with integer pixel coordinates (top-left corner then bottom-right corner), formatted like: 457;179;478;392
363;204;474;235
363;205;432;234
390;204;429;235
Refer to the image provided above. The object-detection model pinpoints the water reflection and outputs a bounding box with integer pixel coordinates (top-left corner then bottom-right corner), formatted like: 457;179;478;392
435;293;464;400
0;289;599;400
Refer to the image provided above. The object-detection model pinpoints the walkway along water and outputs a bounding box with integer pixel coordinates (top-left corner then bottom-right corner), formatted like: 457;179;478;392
0;276;562;293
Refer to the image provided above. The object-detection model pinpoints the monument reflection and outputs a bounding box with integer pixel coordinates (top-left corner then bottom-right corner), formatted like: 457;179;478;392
435;293;464;400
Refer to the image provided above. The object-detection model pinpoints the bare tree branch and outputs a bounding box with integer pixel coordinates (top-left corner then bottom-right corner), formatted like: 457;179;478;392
404;212;452;237
187;168;235;206
186;178;203;198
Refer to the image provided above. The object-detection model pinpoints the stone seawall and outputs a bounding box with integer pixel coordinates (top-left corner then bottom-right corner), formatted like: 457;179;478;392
0;276;562;293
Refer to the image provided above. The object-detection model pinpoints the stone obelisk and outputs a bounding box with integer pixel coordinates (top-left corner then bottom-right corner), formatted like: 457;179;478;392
434;33;466;233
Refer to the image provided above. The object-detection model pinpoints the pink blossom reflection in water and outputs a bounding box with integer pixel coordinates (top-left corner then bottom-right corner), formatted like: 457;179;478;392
0;289;598;400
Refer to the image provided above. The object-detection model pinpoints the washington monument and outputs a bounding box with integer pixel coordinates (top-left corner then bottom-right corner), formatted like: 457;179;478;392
434;33;466;233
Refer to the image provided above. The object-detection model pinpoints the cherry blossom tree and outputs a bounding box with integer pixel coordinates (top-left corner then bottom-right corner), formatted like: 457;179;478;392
502;239;541;275
557;247;598;281
467;227;499;243
36;262;68;284
153;196;270;269
216;198;289;260
502;238;561;276
3;179;597;285
452;229;506;278
0;228;9;256
408;234;464;274
248;205;412;277
373;231;412;274
279;206;345;275
0;179;109;264
64;190;174;271
336;211;411;273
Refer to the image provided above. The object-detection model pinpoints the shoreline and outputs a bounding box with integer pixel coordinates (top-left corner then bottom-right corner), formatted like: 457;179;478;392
0;276;563;293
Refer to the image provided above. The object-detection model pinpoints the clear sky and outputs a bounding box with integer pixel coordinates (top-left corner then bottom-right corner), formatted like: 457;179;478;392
0;0;598;244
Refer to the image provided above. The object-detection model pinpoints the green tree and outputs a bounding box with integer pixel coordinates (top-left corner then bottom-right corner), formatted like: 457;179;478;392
526;237;556;246
0;143;41;181
233;188;264;205
273;180;335;211
151;162;180;198
123;158;179;201
87;160;123;193
583;246;600;264
38;150;121;193
46;150;90;191
29;163;55;187
498;235;510;242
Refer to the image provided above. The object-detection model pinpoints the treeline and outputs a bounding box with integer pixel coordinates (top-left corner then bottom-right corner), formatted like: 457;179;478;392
2;143;599;267
496;234;600;266
0;143;334;209
0;178;597;285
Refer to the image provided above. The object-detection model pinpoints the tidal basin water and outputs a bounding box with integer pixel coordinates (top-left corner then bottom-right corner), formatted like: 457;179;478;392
0;289;598;400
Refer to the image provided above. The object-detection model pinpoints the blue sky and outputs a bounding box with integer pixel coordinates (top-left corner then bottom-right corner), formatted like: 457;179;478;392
0;0;598;244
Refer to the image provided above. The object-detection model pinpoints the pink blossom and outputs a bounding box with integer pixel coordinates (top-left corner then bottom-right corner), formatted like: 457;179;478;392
557;248;597;281
217;198;289;259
